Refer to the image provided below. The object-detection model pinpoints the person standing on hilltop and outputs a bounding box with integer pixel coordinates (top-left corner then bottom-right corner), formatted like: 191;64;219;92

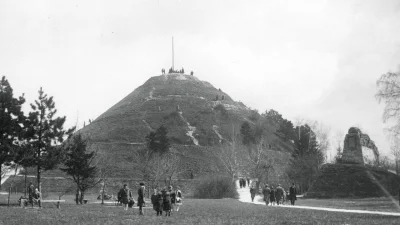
138;182;146;215
289;183;297;205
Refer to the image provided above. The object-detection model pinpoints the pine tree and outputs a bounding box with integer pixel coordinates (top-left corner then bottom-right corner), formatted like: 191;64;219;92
0;76;25;189
145;125;170;156
60;134;97;204
23;87;74;192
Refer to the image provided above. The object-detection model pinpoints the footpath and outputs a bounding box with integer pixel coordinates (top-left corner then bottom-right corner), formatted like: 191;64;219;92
236;180;400;217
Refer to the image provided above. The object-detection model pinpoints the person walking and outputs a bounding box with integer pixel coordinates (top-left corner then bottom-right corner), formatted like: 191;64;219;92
275;184;283;205
137;182;145;215
162;187;172;216
169;186;176;212
250;181;257;202
270;186;276;206
151;189;162;216
262;184;271;205
175;186;183;212
119;184;132;211
289;183;297;205
246;178;250;187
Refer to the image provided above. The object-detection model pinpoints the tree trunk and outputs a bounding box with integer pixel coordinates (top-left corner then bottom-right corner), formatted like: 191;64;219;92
0;164;2;190
101;183;105;204
37;164;41;193
24;169;27;197
7;187;11;206
80;190;84;204
75;188;79;204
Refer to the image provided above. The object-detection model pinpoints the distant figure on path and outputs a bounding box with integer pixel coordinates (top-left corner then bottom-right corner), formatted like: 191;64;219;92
270;186;276;206
119;184;132;211
249;181;257;202
138;182;146;215
246;178;250;186
190;71;193;76
262;184;271;205
275;184;283;205
289;183;297;205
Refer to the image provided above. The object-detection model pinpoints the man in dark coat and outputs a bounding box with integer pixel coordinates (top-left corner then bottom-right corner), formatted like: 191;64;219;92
289;183;297;205
270;186;276;205
262;184;271;205
169;186;176;211
275;184;284;205
151;189;162;216
250;181;257;202
119;184;132;211
27;182;35;207
138;182;145;215
162;187;172;216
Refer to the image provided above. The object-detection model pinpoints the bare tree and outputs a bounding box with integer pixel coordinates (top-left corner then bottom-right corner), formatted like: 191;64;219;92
213;125;243;182
390;136;400;175
308;120;331;164
246;138;275;191
376;70;400;136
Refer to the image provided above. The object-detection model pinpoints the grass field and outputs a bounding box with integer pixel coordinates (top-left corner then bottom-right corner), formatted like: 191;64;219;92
296;197;400;213
1;193;400;225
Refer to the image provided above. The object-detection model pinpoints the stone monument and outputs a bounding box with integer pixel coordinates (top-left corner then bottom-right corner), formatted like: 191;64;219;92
341;127;364;164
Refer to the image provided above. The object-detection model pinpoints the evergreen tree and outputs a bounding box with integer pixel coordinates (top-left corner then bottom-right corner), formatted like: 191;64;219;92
288;124;324;192
23;87;74;192
0;76;25;189
240;121;254;146
145;125;170;156
60;134;97;204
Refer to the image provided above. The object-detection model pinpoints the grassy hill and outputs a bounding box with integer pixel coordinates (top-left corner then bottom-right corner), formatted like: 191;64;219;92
1;73;295;193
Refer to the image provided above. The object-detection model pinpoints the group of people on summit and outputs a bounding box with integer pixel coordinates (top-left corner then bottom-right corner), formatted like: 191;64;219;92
161;68;194;76
117;183;182;216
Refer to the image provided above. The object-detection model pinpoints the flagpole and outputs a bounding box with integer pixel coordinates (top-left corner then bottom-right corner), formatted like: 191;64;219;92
172;37;174;70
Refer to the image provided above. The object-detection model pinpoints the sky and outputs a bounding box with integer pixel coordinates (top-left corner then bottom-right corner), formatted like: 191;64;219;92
1;0;400;160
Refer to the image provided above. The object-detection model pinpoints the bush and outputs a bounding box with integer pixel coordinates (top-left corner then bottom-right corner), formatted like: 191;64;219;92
193;175;238;199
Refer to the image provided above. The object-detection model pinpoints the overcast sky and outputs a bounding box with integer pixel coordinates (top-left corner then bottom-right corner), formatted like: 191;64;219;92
1;0;400;159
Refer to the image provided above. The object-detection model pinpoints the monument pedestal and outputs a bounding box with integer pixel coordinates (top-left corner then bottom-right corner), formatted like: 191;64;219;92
306;163;400;198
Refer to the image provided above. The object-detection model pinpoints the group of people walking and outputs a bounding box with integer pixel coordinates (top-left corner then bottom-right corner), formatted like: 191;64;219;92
117;182;182;216
150;185;182;216
117;182;146;215
239;177;250;188
261;183;297;206
24;182;41;207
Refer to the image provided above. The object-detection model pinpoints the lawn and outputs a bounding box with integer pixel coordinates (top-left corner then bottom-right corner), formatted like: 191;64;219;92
1;193;400;225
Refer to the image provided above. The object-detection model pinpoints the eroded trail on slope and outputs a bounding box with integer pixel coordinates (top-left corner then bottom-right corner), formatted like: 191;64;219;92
236;180;400;216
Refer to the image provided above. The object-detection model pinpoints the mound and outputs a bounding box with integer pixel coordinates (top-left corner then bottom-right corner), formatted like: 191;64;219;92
306;163;400;198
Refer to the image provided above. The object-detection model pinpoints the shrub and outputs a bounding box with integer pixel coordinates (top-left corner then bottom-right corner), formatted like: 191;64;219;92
193;175;238;199
214;104;228;116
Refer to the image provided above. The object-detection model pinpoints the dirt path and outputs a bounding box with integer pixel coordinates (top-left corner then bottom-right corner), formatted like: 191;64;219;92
236;180;400;217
